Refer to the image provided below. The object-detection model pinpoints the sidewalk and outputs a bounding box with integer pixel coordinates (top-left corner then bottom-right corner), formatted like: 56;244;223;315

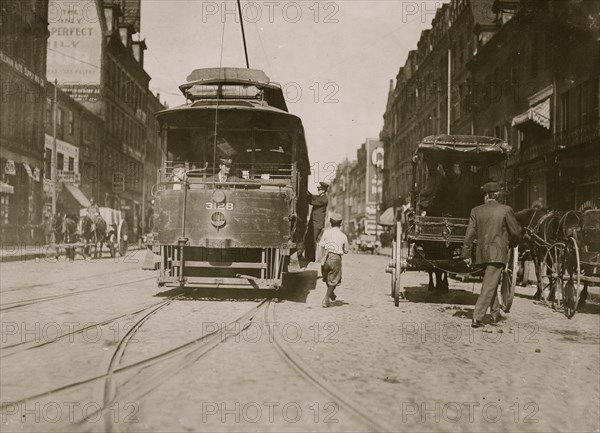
0;242;145;263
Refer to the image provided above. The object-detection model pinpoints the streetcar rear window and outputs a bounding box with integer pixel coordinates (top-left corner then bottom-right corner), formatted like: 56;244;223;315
187;84;263;100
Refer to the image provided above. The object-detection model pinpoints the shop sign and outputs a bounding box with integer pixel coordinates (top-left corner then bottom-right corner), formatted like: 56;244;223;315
112;172;125;193
5;160;16;175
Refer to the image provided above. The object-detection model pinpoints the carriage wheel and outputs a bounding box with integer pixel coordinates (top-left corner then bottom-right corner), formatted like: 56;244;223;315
393;221;404;307
499;246;518;312
390;240;397;297
543;243;565;309
562;237;581;319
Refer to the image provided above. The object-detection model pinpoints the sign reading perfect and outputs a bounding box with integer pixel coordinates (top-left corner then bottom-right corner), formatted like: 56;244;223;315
46;1;101;84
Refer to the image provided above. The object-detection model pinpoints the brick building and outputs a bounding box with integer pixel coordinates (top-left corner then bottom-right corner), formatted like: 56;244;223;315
381;0;496;211
46;0;165;239
470;0;600;210
0;0;50;243
43;81;104;219
381;0;599;214
328;139;383;239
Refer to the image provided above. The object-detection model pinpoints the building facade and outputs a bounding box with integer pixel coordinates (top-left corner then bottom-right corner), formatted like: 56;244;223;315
0;0;50;243
46;0;165;240
381;0;497;212
381;0;599;214
471;0;600;210
328;139;383;239
43;81;104;219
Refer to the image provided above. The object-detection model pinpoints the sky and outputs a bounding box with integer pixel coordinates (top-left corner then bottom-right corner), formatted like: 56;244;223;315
140;0;447;176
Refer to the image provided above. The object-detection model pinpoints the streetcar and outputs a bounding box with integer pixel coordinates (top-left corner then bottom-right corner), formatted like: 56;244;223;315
146;67;311;290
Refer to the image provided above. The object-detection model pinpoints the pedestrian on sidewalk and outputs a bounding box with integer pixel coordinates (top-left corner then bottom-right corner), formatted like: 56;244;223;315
461;182;521;328
319;212;348;308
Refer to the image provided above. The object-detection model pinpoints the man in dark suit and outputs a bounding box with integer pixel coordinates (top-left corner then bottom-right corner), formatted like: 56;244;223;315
462;182;521;328
207;158;241;183
304;181;329;261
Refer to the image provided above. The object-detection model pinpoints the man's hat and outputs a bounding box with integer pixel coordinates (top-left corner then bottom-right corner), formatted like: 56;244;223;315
318;181;330;190
481;181;500;193
219;158;232;167
329;212;342;222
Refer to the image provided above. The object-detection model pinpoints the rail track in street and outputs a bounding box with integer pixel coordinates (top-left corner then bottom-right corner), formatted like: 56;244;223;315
0;267;137;294
2;291;390;432
0;276;155;312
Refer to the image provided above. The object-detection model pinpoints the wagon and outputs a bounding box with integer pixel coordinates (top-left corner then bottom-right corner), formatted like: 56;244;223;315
386;135;518;308
79;207;129;258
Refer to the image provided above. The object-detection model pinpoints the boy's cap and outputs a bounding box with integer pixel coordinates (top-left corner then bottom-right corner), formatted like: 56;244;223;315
219;158;232;167
318;181;330;190
329;212;342;222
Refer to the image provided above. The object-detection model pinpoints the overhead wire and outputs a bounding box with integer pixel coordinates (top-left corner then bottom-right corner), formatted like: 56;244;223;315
211;6;228;177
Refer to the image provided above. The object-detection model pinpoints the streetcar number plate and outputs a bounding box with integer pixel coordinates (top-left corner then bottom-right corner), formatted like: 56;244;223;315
206;202;233;210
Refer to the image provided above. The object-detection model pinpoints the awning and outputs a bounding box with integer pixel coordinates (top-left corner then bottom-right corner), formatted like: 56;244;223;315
0;181;14;194
64;184;90;207
22;163;35;180
379;207;396;226
512;98;551;130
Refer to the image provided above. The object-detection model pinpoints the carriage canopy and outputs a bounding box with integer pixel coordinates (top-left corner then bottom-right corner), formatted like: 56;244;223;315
415;135;511;165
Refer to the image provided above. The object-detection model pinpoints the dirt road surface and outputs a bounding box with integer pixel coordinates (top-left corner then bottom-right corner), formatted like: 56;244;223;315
1;250;598;432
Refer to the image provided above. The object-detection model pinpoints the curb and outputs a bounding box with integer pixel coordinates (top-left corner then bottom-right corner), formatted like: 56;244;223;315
1;245;146;263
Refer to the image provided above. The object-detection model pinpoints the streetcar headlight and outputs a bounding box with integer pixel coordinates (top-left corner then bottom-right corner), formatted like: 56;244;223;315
212;190;226;203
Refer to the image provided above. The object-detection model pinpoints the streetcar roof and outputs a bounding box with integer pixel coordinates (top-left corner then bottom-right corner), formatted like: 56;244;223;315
155;100;300;123
178;68;288;111
415;135;511;164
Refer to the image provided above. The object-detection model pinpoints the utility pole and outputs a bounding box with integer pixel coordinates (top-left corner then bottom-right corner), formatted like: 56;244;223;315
447;48;452;134
51;79;58;216
375;164;379;242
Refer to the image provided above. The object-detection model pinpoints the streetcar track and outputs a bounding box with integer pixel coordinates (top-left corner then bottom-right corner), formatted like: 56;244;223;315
77;299;270;430
0;267;138;294
265;301;393;433
100;295;184;432
0;299;270;412
0;294;184;357
0;276;155;312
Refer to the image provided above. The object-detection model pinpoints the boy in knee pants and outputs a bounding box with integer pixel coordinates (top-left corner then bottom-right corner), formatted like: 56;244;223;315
319;212;348;307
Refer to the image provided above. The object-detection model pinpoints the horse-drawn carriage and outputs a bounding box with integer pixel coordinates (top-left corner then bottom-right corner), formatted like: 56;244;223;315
386;135;518;308
79;207;129;258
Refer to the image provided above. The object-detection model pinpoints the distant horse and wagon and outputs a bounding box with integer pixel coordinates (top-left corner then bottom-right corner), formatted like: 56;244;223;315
46;207;129;260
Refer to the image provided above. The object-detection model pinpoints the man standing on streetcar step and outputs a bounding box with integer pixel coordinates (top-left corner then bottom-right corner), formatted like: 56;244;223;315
462;182;521;328
304;181;329;261
319;212;348;308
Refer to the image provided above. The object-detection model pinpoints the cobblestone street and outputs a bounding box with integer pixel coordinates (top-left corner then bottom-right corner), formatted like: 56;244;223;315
1;251;598;432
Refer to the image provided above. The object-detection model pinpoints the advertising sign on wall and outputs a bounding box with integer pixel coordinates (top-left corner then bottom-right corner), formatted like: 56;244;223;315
47;1;102;86
365;139;384;204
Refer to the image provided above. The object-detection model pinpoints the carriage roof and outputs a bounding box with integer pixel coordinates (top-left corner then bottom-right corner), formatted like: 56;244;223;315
79;207;123;226
415;135;511;165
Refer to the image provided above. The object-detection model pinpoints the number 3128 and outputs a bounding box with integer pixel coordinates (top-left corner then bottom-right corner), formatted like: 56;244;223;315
206;202;233;210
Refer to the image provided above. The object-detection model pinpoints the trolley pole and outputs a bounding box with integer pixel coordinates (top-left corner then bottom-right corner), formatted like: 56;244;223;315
51;79;58;216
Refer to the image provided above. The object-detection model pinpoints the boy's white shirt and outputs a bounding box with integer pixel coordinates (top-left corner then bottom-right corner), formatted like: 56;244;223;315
318;227;349;265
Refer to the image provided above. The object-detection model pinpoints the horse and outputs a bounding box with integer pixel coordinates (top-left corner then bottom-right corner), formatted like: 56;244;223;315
79;213;107;258
514;208;565;301
49;214;78;260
